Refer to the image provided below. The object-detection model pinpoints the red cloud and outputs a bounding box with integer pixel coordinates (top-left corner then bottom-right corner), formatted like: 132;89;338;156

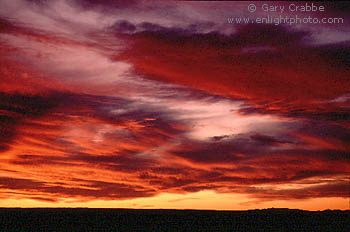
117;23;350;119
0;1;349;206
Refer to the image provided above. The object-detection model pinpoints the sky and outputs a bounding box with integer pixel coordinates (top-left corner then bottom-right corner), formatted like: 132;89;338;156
0;0;349;210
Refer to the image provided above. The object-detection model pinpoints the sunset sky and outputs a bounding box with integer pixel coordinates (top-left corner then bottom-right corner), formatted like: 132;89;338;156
0;0;349;210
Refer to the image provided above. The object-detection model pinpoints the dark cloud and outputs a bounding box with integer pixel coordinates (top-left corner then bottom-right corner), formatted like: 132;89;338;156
232;24;309;46
111;20;136;33
0;177;45;190
0;92;63;117
323;2;350;16
0;177;155;200
0;17;15;33
0;92;67;153
173;143;244;164
72;152;157;174
249;134;294;146
110;20;217;38
0;116;16;152
247;181;350;200
12;154;78;166
318;43;350;70
238;104;350;126
297;121;350;145
74;0;138;10
113;20;309;47
171;132;298;164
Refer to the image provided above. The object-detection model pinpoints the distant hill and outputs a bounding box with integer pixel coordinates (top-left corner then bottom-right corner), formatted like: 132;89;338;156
0;208;349;231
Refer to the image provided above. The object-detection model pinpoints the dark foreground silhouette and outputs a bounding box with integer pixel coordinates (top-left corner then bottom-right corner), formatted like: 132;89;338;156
0;208;349;231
